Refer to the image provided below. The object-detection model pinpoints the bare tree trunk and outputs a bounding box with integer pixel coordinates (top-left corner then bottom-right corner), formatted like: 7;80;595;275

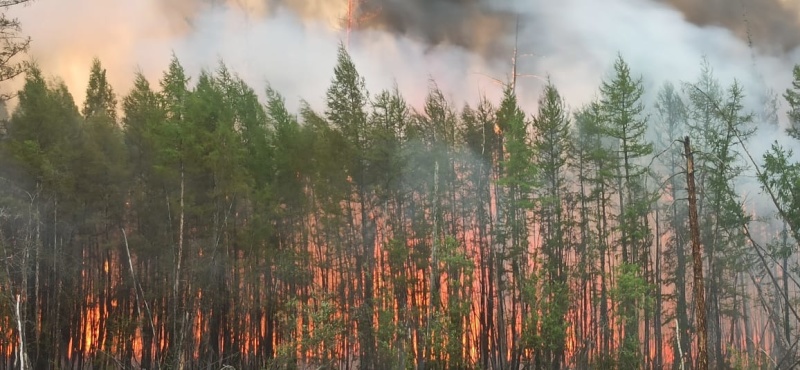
741;273;754;360
174;162;185;370
423;161;439;370
675;318;685;370
15;294;27;370
684;137;708;370
654;207;663;370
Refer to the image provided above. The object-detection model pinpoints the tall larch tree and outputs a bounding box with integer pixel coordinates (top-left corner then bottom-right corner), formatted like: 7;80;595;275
598;54;653;368
2;63;83;369
653;82;692;369
324;43;377;369
572;102;615;367
528;81;572;369
120;70;168;369
158;54;191;367
685;60;755;368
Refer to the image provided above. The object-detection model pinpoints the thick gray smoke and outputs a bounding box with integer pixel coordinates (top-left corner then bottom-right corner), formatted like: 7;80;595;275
664;0;800;53
192;0;800;58
353;0;516;57
360;0;800;55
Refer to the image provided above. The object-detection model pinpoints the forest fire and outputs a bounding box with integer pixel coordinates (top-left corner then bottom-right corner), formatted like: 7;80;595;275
1;0;800;369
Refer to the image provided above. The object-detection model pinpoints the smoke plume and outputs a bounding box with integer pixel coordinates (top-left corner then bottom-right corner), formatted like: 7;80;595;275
6;0;800;117
664;0;800;52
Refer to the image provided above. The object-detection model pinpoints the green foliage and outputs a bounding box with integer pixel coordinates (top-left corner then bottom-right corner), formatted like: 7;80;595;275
521;270;569;355
532;81;571;194
684;59;757;367
598;55;654;265
612;263;655;318
419;236;475;369
301;294;345;368
599;56;653;167
611;263;654;368
784;64;800;140
761;143;800;246
375;305;410;370
461;97;497;165
4;64;81;196
326;43;368;136
76;58;128;224
768;65;800;244
82;58;117;120
496;86;536;196
123;72;165;176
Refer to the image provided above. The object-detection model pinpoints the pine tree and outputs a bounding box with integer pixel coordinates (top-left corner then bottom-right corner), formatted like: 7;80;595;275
158;54;191;367
459;97;498;369
0;0;33;101
82;58;117;121
2;63;84;369
598;55;653;368
529;81;571;369
653;82;692;369
77;58;127;227
324;44;377;369
685;60;755;368
784;65;800;140
573;102;615;367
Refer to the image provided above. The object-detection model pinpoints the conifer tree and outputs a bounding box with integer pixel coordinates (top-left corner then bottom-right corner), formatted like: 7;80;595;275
324;43;377;369
598;55;653;368
158;54;191;367
82;58;117;121
77;58;126;226
2;63;84;368
653;82;692;369
573;102;615;367
0;0;33;101
529;81;572;369
685;60;755;368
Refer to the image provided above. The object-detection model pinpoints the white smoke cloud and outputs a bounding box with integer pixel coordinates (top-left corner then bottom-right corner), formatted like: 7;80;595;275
6;0;798;122
8;0;505;113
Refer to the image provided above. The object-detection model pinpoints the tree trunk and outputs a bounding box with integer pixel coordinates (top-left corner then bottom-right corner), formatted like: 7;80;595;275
174;162;185;369
684;137;708;370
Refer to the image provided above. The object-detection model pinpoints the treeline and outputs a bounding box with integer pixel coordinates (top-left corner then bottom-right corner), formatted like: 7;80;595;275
1;46;800;369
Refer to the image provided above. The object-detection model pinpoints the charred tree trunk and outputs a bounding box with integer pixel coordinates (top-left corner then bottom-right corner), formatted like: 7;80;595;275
684;137;708;370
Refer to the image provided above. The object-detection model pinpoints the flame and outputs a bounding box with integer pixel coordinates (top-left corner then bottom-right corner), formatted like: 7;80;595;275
0;152;787;369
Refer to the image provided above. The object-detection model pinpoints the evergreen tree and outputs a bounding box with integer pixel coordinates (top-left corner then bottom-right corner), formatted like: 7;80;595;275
82;58;117;121
120;70;169;369
528;81;572;369
324;44;377;369
653;82;692;369
685;61;755;368
598;55;653;368
77;58;127;227
158;54;192;367
573;102;616;367
784;65;800;140
2;63;84;369
0;0;33;101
